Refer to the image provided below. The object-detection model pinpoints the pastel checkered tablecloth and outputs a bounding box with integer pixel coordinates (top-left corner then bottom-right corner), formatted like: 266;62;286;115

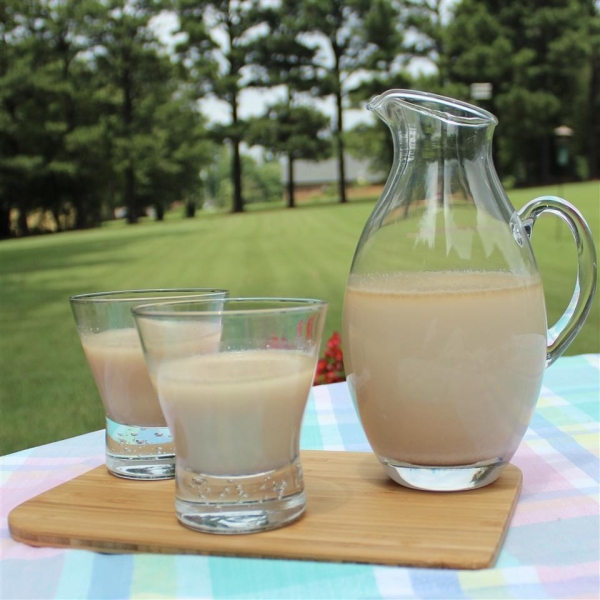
1;355;599;600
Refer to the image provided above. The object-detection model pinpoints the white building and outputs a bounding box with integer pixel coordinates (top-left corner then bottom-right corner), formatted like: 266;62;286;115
280;156;384;187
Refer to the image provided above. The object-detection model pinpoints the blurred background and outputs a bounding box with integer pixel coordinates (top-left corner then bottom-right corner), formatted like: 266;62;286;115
1;0;599;454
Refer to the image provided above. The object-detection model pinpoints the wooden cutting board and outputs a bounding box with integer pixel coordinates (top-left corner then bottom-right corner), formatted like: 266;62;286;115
9;450;521;569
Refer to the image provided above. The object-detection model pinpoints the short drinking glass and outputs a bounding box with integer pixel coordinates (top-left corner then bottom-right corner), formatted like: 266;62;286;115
70;289;228;480
133;298;328;534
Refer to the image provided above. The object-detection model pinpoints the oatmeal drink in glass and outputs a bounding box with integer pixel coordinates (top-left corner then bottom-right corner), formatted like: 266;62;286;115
70;288;227;480
133;297;327;534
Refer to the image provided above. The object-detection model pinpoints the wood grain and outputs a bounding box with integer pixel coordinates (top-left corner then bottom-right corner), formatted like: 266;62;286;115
8;450;521;569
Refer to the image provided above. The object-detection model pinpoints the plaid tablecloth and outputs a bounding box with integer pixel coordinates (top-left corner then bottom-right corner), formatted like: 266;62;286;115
1;354;599;600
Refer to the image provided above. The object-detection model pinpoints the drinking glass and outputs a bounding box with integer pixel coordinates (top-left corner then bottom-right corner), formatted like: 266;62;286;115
70;289;227;480
133;298;328;534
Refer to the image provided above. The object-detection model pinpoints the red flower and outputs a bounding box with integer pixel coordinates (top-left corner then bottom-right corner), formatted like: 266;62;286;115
326;332;341;350
322;372;333;384
314;332;346;386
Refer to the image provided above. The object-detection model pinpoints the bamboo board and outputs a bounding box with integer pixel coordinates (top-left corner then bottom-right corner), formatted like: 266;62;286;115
9;450;521;569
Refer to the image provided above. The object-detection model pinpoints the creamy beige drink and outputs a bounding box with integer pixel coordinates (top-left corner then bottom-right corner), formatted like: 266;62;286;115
156;350;316;475
82;328;163;427
343;270;547;466
82;325;220;427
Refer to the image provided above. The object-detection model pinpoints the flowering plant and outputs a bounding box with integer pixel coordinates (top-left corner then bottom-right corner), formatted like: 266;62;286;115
314;331;346;385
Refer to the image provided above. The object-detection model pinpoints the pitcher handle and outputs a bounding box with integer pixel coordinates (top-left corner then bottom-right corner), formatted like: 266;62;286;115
518;196;597;367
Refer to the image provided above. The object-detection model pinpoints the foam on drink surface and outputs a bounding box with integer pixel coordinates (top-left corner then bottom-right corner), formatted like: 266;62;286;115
347;269;541;295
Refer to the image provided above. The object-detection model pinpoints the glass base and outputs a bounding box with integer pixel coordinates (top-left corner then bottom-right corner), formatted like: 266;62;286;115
176;491;305;534
379;456;506;491
105;418;174;480
175;457;305;534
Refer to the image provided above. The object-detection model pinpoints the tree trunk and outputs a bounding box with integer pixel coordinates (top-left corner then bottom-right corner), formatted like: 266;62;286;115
90;195;102;227
125;164;137;224
287;153;295;208
155;203;164;221
74;196;87;229
122;64;137;224
17;208;29;237
0;205;11;239
333;51;347;204
52;207;62;232
231;94;244;213
231;140;244;213
185;200;196;218
335;92;346;204
541;135;551;184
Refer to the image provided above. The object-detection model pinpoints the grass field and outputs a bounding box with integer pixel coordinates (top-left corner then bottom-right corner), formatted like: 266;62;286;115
1;181;598;454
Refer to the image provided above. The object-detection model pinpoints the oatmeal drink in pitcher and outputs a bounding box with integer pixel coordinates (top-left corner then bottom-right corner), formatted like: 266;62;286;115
343;90;597;491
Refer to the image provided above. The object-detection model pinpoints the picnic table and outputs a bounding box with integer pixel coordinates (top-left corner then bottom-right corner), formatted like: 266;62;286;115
2;354;598;600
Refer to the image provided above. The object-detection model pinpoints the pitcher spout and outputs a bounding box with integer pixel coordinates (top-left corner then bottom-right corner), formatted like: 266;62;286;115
366;93;386;118
367;89;497;128
366;93;400;124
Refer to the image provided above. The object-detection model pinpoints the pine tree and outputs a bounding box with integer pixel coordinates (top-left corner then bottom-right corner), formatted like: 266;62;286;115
445;0;596;185
246;0;331;207
88;0;174;224
175;0;265;213
298;0;403;204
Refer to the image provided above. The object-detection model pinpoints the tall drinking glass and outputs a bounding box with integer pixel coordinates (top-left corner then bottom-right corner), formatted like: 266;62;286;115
70;289;228;480
133;298;328;534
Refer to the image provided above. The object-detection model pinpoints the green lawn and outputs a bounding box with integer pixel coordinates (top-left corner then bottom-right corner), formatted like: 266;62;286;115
1;181;598;454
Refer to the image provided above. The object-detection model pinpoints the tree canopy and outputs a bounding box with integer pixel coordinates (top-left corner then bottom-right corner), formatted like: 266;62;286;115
1;0;597;237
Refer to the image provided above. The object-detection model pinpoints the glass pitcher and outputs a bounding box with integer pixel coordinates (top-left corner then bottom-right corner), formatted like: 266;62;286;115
342;90;597;491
